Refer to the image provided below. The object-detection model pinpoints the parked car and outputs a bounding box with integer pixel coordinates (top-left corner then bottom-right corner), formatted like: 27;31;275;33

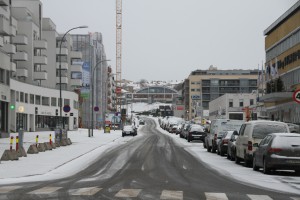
287;123;300;133
253;133;300;174
176;124;184;135
217;131;234;156
122;125;137;137
186;124;206;142
235;120;290;167
139;119;145;125
180;122;191;139
206;119;243;153
227;131;239;161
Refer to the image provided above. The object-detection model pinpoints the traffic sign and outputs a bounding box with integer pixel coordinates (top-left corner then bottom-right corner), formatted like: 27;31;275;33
94;106;99;111
63;105;71;113
293;89;300;104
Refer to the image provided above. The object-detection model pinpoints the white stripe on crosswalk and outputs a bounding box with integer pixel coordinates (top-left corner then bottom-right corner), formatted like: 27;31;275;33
0;186;22;193
69;187;102;196
27;187;62;194
160;190;183;200
115;189;141;198
205;193;228;200
247;195;273;200
290;197;300;200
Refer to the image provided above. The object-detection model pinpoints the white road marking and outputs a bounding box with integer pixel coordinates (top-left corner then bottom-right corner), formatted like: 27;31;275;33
205;193;228;200
27;187;62;195
0;186;22;193
115;189;141;197
183;165;187;170
290;198;300;200
247;195;273;200
160;190;183;200
69;187;102;196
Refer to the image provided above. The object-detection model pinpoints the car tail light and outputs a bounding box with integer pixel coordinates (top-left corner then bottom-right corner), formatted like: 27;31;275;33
248;141;252;151
214;133;217;141
268;148;282;153
222;139;228;144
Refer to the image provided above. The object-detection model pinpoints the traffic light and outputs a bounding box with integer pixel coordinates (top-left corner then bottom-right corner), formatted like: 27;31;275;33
35;107;38;115
56;109;58;116
10;105;15;110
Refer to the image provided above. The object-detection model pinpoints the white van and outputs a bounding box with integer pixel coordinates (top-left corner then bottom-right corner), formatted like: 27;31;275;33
235;120;290;167
206;119;244;153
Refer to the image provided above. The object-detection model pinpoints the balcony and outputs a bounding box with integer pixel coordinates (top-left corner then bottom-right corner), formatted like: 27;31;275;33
10;18;17;36
56;62;68;70
0;36;3;47
71;63;82;72
16;68;28;77
70;79;82;87
2;43;16;54
0;0;9;6
34;39;47;49
34;55;47;65
12;51;28;61
0;15;10;36
56;47;68;55
56;77;68;84
33;71;48;80
11;62;16;72
12;34;28;45
70;51;82;59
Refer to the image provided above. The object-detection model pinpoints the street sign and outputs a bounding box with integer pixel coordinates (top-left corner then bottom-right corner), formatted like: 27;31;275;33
63;105;71;113
293;89;300;104
94;106;99;111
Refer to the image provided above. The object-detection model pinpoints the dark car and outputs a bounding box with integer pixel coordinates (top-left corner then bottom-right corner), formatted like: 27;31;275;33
122;125;137;137
186;124;206;143
217;131;234;156
227;131;239;161
253;133;300;174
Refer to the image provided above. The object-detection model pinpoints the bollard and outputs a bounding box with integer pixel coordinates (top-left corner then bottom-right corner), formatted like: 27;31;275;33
16;136;19;151
49;134;52;146
10;136;13;151
36;135;39;147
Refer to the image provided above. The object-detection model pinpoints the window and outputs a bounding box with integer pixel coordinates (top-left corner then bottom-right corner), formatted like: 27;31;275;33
191;89;195;92
51;97;57;106
30;94;34;104
229;99;233;107
20;92;24;102
35;95;41;105
250;99;254;106
64;99;70;106
42;97;50;106
25;93;28;103
239;99;243;107
16;91;19;102
0;69;4;84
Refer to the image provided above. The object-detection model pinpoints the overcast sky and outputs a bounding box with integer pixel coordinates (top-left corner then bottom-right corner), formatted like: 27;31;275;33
41;0;298;82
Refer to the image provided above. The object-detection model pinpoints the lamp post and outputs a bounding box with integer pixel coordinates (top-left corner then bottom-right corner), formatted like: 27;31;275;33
90;59;111;137
58;25;88;140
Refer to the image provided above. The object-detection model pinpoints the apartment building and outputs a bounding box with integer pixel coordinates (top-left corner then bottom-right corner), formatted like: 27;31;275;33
0;0;113;136
184;66;258;120
261;1;300;123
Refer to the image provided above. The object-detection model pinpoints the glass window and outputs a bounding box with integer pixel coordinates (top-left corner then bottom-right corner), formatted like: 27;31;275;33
42;97;50;106
229;99;233;107
35;95;41;105
30;94;34;104
51;97;57;106
239;99;243;107
0;69;4;84
250;99;254;106
64;99;70;106
16;91;19;102
25;93;28;103
20;92;24;102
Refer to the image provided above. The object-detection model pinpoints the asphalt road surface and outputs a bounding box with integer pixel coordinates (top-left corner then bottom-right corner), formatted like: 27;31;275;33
1;118;299;200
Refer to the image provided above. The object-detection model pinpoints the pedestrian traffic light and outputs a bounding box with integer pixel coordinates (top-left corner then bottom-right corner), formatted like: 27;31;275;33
10;105;15;110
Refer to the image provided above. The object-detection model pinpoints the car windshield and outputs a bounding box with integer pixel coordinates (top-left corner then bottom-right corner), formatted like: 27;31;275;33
253;124;288;139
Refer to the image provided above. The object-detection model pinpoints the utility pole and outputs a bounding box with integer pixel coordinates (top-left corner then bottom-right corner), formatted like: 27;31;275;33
116;0;122;113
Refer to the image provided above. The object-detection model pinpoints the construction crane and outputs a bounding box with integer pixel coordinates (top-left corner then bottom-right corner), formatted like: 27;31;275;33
116;0;122;113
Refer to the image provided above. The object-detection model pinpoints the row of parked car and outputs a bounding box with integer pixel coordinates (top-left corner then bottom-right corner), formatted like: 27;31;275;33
159;116;300;175
204;119;300;175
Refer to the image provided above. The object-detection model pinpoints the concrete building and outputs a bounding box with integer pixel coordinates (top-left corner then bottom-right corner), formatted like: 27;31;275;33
71;33;109;128
209;93;257;121
261;1;300;123
184;67;258;120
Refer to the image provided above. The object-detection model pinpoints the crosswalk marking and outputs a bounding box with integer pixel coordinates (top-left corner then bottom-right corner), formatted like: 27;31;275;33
160;190;183;200
247;195;273;200
290;198;300;200
205;193;228;200
115;189;141;198
27;187;62;195
0;186;22;193
69;187;102;196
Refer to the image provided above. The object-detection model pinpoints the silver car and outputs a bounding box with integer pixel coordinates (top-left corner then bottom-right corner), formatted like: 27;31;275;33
253;133;300;174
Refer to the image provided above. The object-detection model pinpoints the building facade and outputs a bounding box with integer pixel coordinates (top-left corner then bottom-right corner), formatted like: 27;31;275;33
261;1;300;123
185;67;258;120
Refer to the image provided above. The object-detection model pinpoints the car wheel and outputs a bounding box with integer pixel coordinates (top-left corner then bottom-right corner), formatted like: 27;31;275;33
244;156;252;168
226;152;230;159
220;149;224;157
263;159;270;174
212;144;216;153
187;136;191;142
207;144;211;152
295;170;300;175
235;153;240;164
122;134;124;137
253;157;259;171
203;142;207;149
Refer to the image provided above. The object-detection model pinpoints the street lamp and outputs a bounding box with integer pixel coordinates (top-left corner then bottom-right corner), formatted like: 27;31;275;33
58;25;88;140
90;59;111;137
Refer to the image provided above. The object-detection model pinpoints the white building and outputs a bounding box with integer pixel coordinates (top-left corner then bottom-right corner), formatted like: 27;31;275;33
209;93;257;121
